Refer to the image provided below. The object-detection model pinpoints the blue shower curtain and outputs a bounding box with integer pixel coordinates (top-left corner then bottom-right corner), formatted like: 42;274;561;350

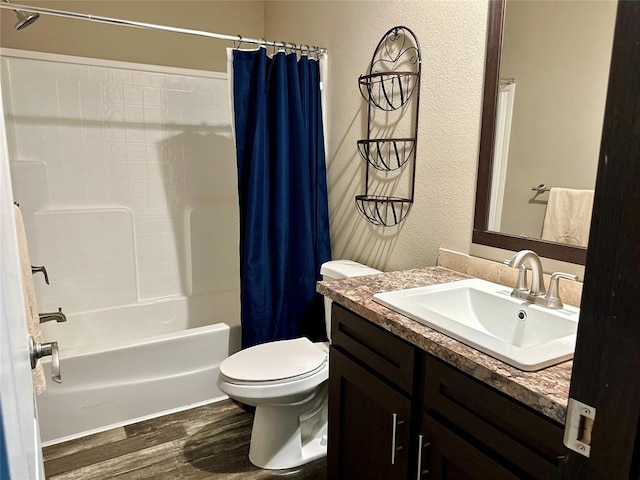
232;48;331;348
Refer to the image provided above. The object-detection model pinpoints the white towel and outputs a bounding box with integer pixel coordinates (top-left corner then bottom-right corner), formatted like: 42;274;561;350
14;204;47;395
541;188;594;247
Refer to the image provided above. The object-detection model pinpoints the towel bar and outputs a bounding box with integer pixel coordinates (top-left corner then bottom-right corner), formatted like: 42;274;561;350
532;184;551;193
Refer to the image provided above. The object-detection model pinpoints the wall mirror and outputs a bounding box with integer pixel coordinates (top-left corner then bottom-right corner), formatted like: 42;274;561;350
473;0;617;264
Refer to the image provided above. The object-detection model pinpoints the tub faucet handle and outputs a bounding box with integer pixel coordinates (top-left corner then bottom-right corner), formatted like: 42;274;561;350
29;335;62;384
31;265;49;285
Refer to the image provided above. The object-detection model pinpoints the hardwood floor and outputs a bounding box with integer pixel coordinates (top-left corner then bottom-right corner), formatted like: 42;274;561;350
43;399;327;479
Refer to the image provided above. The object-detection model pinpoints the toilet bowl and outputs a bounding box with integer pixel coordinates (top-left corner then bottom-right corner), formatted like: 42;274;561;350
217;260;381;469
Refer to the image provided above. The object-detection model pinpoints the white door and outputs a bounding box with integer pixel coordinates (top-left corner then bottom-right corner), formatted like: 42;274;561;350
0;77;44;479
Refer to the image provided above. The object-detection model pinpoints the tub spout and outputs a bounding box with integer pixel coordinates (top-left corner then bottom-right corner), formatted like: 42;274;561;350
39;307;67;323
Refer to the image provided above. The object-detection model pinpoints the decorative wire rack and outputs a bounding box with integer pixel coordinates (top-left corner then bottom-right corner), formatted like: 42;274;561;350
356;26;421;226
357;138;416;171
355;195;413;227
358;72;419;112
358;27;421;111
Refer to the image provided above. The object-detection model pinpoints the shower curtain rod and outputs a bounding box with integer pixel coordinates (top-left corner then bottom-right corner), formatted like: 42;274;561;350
0;2;327;54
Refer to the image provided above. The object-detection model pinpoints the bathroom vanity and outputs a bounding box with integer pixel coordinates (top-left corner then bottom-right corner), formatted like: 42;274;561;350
318;267;571;480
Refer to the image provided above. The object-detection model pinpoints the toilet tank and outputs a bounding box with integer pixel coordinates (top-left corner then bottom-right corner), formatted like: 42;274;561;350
320;260;381;342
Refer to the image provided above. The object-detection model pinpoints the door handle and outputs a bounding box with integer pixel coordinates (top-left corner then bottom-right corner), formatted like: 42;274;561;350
29;335;61;383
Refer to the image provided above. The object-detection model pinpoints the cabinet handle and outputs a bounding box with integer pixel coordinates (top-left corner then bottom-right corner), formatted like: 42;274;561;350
391;413;398;464
391;413;405;465
416;434;423;479
416;434;431;478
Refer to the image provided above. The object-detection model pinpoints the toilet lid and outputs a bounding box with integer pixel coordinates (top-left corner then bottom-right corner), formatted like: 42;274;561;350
220;337;328;383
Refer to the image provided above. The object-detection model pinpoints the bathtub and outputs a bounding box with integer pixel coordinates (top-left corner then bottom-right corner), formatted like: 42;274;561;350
37;298;238;445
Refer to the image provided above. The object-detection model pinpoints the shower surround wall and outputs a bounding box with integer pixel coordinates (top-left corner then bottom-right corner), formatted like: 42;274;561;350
1;48;241;344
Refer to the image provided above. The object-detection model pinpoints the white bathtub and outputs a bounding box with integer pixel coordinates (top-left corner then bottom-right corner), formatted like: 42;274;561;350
37;298;238;445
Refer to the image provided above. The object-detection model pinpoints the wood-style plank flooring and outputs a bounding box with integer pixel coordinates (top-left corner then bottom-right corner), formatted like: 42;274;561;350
43;399;327;479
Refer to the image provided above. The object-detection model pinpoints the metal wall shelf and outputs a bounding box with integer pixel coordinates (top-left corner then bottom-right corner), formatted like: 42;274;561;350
356;26;421;226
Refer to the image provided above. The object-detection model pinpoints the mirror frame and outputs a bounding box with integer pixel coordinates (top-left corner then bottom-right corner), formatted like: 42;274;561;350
473;0;587;265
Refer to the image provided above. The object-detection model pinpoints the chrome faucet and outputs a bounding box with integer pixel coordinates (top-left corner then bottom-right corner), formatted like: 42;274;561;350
508;250;546;299
39;307;67;323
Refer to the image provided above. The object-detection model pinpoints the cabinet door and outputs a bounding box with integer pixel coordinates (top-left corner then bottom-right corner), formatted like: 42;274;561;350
419;414;520;480
328;346;412;480
421;355;564;479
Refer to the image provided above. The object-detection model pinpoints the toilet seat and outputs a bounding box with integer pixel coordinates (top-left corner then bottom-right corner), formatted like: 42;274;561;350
220;337;328;384
220;361;327;386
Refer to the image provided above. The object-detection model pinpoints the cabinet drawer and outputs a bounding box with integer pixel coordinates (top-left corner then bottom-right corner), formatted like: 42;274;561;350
422;354;565;479
332;303;415;394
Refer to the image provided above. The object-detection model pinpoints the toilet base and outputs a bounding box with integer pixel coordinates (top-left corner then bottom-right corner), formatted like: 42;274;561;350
248;383;328;469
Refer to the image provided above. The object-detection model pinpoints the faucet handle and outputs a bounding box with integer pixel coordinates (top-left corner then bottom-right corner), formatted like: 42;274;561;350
543;272;579;309
31;265;49;285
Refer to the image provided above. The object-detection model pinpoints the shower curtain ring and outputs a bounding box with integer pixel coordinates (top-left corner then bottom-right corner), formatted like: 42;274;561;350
234;34;244;49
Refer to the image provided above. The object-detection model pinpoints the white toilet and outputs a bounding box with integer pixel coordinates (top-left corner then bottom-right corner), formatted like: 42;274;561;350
217;259;381;469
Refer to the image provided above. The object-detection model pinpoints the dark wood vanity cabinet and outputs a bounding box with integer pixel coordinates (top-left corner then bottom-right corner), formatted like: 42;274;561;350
328;304;567;480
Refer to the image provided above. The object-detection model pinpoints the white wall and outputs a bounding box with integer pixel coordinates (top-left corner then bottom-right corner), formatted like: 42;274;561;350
265;1;488;271
2;50;240;330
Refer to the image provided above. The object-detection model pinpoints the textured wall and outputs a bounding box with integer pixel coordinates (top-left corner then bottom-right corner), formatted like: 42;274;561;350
265;1;488;271
0;1;264;72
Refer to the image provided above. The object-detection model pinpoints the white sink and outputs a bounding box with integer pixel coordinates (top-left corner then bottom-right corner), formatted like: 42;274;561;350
373;278;579;371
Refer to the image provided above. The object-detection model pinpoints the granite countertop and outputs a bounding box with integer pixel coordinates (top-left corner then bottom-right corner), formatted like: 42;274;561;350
317;266;572;424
